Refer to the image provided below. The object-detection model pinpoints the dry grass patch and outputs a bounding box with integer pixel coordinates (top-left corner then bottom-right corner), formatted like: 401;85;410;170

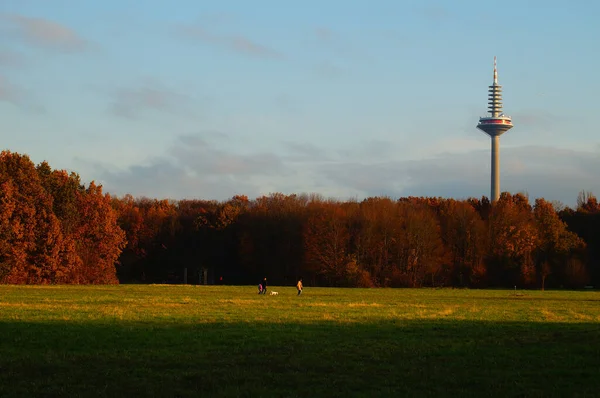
540;308;563;322
433;307;457;317
347;302;383;307
218;299;262;305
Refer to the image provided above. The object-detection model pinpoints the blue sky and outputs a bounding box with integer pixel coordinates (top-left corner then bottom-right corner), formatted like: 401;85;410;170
1;0;599;206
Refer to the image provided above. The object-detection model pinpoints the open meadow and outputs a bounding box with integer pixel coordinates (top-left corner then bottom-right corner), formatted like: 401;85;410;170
0;285;599;397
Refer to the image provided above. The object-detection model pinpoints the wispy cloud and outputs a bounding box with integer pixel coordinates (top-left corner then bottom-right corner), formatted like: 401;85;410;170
312;26;361;59
0;49;25;67
315;27;334;41
176;24;283;59
314;61;343;79
416;5;450;21
91;133;289;200
0;75;21;104
0;74;43;111
284;141;332;162
311;27;351;78
2;14;87;52
109;81;192;119
169;133;286;176
510;109;564;130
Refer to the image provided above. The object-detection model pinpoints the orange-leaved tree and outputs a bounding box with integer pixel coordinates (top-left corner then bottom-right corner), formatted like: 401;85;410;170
488;193;539;286
533;198;585;289
0;152;77;283
37;163;127;284
393;201;448;287
74;183;126;284
439;199;489;287
304;201;355;286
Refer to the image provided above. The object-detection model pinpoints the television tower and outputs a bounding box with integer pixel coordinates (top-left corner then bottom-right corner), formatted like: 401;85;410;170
477;56;513;202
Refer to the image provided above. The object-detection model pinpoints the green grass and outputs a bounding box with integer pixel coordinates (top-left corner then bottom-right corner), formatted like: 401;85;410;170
0;286;599;397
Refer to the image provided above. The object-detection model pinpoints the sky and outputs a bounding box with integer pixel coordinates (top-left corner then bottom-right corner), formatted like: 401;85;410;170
1;0;599;207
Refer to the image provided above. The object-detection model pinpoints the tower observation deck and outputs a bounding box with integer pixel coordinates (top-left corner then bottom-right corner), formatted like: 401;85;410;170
477;57;514;202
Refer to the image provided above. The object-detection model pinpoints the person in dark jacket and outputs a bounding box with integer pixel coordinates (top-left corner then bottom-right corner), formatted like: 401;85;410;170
261;277;267;294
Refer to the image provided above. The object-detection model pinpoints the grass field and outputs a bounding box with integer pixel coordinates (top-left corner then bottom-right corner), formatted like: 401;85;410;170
0;286;599;397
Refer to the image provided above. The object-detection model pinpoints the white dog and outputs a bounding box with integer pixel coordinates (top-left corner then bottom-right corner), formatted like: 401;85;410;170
270;291;279;296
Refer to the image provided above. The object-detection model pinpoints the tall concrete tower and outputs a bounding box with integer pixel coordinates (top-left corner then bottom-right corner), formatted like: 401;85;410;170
477;57;513;202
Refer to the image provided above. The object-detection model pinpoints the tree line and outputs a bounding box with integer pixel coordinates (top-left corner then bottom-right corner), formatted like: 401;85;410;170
1;151;599;288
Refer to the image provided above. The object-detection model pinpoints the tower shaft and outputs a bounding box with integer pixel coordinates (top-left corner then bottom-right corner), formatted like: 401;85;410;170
491;135;500;202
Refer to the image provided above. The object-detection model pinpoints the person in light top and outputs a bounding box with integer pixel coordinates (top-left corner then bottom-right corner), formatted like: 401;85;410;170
296;277;303;296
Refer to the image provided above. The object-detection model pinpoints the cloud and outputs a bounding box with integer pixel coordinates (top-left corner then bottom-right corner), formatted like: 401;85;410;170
168;134;285;176
312;26;356;59
176;24;283;59
509;110;568;134
0;74;43;111
417;5;450;21
2;14;87;52
93;133;290;200
0;49;25;67
109;81;192;119
336;139;403;160
0;75;20;103
284;141;332;162
314;61;343;79
315;27;333;41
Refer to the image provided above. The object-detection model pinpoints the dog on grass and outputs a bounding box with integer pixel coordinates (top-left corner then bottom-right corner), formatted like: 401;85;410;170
270;291;279;296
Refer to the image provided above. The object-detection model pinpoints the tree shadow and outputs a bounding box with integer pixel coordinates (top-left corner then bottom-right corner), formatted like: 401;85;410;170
0;320;598;397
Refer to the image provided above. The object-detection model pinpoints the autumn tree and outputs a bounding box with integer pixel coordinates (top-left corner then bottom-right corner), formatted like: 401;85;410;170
0;152;77;283
35;163;127;284
111;196;180;282
468;196;492;221
533;198;585;289
356;197;400;286
195;195;249;283
304;202;351;285
391;202;448;287
576;190;599;213
488;193;539;286
559;193;599;288
71;183;126;283
439;200;489;287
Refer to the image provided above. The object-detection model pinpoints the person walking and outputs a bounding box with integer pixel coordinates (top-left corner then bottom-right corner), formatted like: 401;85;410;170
296;277;303;296
261;277;268;295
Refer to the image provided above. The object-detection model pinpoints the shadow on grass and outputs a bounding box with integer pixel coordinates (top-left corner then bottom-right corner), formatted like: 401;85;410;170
0;320;598;398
